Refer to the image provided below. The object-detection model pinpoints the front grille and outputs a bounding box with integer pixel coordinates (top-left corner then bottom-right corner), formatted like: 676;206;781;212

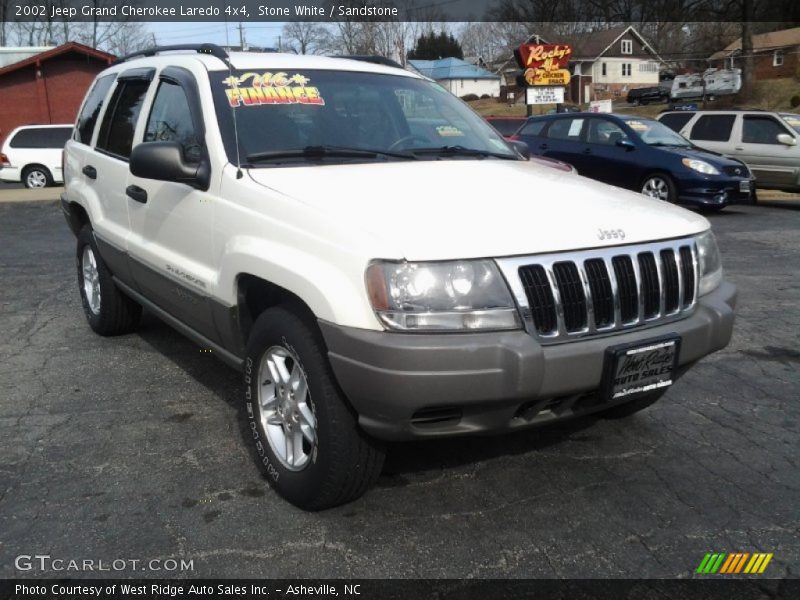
502;239;698;342
723;165;749;177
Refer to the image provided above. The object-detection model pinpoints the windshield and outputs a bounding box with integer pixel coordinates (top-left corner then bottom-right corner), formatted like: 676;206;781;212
620;116;692;147
211;69;517;166
780;113;800;134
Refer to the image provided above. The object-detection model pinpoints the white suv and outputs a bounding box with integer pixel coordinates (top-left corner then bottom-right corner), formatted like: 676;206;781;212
1;124;73;188
62;45;737;510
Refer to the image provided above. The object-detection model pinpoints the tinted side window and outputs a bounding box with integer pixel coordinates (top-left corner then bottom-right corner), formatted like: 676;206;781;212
742;116;790;144
96;80;150;159
659;113;693;132
519;120;546;136
144;81;202;161
690;115;735;142
546;118;584;141
76;75;115;145
9;127;73;148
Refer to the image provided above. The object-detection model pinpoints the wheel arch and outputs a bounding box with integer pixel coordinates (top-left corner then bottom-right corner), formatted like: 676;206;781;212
63;200;91;236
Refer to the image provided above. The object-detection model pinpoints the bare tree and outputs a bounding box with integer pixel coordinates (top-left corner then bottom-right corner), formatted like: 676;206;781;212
281;22;333;55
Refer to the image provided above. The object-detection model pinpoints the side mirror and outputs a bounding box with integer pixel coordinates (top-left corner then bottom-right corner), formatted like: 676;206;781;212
509;139;531;159
130;141;210;190
616;138;636;150
776;133;797;146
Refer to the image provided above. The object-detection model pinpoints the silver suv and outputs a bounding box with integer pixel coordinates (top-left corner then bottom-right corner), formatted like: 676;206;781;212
658;110;800;193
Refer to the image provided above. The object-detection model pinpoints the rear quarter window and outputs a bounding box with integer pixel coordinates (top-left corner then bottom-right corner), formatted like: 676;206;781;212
659;112;694;132
690;114;735;142
519;120;546;136
9;127;73;148
75;74;116;145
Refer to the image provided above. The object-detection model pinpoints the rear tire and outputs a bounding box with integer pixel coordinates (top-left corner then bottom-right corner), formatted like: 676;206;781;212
601;390;666;419
76;225;141;336
244;307;385;510
23;165;52;189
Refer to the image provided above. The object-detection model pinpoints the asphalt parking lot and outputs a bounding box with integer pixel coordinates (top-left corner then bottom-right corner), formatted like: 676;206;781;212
0;190;798;580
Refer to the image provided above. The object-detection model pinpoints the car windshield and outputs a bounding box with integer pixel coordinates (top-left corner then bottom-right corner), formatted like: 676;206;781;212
210;69;517;166
780;113;800;133
620;116;692;147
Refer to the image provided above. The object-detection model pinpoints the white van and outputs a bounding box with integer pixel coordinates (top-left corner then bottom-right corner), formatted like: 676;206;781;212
0;124;73;188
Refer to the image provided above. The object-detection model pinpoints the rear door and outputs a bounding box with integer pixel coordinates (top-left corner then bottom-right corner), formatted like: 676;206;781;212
539;116;587;169
683;113;736;155
581;117;641;188
82;69;153;286
736;114;799;189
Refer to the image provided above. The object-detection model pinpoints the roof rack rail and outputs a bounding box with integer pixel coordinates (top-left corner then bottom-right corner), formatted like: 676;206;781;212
113;44;229;65
333;55;404;69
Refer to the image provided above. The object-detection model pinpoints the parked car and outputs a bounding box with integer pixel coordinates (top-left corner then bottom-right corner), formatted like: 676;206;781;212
514;113;754;209
485;116;527;138
657;110;800;193
62;45;736;510
627;86;670;105
0;124;73;188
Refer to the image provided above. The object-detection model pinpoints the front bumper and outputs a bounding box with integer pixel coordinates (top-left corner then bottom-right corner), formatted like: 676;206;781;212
677;175;754;207
321;282;737;441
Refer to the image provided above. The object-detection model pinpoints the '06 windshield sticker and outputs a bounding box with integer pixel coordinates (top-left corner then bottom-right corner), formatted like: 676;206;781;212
223;72;325;107
436;125;465;137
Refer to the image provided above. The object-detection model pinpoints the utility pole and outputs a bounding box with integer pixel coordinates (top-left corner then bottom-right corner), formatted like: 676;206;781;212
238;22;246;51
277;35;282;52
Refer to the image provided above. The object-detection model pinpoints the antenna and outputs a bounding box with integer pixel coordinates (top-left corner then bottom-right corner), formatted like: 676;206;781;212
221;54;244;179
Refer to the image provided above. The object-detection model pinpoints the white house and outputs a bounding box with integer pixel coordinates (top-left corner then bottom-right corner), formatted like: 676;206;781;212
407;58;501;98
568;25;665;103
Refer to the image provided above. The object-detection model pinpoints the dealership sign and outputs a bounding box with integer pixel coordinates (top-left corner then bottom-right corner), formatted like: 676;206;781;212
515;44;572;86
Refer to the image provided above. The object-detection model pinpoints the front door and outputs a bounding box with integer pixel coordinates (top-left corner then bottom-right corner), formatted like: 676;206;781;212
737;114;799;188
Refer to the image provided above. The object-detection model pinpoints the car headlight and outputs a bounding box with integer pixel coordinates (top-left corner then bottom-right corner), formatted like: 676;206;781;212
366;260;521;331
682;158;720;175
696;231;723;296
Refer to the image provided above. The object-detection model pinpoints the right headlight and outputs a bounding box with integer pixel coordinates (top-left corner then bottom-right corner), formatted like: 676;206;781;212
365;259;521;332
696;230;723;296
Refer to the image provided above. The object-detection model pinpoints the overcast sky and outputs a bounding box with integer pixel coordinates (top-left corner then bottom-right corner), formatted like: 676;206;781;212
147;21;287;49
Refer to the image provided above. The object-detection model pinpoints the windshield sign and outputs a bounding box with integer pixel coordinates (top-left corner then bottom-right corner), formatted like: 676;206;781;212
621;116;691;147
211;70;516;166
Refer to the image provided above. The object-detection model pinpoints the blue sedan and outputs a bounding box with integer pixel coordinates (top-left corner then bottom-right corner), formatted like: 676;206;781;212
512;113;754;209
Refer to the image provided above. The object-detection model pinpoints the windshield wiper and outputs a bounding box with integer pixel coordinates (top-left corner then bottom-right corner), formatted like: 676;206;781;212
410;145;518;160
246;145;416;163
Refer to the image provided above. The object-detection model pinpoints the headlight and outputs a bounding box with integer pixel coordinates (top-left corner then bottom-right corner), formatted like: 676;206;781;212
682;158;720;175
696;231;723;296
366;260;521;331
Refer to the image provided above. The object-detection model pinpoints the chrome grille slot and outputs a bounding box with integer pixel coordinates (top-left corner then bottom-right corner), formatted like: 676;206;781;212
552;262;587;332
638;252;660;319
499;239;699;344
518;264;557;335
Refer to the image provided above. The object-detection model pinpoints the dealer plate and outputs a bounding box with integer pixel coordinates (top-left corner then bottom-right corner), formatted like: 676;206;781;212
739;180;751;192
602;335;681;402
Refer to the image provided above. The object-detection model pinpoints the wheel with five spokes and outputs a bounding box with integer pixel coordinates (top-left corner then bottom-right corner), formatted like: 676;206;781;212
76;225;141;335
641;173;677;203
244;306;385;510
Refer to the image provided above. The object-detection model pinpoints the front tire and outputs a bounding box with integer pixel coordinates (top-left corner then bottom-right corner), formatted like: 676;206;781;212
244;307;385;510
23;165;52;189
641;173;677;203
76;225;141;336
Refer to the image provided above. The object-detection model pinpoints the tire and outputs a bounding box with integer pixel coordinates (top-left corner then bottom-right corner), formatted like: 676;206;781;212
244;307;385;511
641;173;677;203
23;165;52;189
76;225;142;336
600;390;666;419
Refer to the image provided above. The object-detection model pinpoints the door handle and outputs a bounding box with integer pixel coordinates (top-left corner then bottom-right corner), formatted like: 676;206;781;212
539;143;548;150
126;185;148;204
583;148;592;154
735;147;744;151
82;165;97;179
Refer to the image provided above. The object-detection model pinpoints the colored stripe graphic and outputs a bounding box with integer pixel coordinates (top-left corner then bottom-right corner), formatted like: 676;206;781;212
701;553;774;575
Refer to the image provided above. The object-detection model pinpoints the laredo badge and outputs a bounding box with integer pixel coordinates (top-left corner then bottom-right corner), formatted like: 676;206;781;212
223;72;325;107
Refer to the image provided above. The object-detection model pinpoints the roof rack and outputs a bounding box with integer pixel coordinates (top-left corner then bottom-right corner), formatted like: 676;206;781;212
333;55;404;69
113;44;229;65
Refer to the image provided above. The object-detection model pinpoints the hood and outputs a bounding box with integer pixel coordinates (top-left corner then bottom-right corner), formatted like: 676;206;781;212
247;159;709;261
